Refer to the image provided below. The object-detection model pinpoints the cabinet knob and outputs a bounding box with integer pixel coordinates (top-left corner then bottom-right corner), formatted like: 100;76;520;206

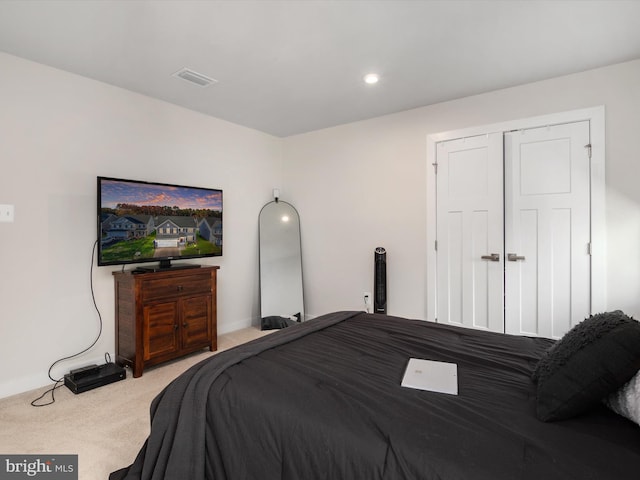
174;324;178;330
177;285;184;291
183;323;188;328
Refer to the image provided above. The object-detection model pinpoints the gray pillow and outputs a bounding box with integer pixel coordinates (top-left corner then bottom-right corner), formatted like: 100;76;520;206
534;311;640;421
605;369;640;425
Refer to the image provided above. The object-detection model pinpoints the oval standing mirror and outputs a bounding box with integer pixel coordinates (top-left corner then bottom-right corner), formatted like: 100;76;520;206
259;200;304;329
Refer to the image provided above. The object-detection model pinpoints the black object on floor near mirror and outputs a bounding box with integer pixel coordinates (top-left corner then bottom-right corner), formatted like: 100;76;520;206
261;313;301;330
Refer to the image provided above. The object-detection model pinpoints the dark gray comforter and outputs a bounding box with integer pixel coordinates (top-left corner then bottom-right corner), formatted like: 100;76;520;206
111;311;639;480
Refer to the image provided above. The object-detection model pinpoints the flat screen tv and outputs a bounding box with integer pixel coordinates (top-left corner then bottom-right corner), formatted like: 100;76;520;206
97;176;222;269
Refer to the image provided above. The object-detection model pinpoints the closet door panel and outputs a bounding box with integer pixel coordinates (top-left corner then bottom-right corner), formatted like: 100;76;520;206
446;212;464;325
471;211;490;330
551;208;572;337
436;134;504;332
504;122;591;338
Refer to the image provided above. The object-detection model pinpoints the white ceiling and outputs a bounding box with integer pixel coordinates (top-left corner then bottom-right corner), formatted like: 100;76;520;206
1;0;640;137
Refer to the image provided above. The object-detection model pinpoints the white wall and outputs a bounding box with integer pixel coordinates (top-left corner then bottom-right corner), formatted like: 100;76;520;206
3;52;640;399
283;59;640;322
0;53;282;398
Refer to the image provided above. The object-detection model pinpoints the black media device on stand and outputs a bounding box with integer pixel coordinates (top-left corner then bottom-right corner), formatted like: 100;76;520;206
374;247;387;314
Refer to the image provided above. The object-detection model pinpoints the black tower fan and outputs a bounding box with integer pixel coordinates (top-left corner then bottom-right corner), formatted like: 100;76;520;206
374;247;387;314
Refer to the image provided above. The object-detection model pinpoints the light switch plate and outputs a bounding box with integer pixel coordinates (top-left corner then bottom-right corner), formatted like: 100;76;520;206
0;204;15;222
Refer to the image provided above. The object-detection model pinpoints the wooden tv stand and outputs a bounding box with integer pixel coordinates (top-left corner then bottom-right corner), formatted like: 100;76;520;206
113;266;219;377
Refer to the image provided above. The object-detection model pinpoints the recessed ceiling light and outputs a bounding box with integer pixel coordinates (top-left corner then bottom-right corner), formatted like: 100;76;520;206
363;73;380;85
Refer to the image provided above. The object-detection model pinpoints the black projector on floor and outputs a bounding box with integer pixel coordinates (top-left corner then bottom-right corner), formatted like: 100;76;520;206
64;363;126;394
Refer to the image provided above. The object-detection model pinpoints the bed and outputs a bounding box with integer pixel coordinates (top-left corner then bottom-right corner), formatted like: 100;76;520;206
110;311;640;480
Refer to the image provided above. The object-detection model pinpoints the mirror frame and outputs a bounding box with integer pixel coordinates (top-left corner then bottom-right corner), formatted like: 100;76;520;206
258;200;305;326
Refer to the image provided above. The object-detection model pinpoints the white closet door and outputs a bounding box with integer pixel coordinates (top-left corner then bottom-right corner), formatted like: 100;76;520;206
436;133;504;332
504;122;591;338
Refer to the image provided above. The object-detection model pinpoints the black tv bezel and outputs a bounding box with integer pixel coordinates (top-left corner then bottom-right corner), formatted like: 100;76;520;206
97;176;223;268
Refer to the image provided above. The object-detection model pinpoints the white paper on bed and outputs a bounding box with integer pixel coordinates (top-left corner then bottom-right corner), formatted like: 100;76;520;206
401;358;458;395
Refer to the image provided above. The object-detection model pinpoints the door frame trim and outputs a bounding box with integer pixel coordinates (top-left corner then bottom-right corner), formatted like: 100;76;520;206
426;106;606;323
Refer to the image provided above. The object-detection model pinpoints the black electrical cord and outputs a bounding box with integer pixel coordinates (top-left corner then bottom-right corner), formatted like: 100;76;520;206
31;239;105;407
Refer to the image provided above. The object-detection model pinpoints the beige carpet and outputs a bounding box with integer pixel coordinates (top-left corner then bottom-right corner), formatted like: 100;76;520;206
0;326;270;480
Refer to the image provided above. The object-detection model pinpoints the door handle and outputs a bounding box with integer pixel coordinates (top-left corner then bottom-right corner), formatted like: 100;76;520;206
507;253;526;261
481;253;500;261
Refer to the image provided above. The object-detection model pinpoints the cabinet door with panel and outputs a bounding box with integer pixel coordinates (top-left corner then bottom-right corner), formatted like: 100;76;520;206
181;294;213;350
143;301;180;361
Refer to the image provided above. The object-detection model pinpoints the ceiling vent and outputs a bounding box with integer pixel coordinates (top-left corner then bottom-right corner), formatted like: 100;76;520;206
172;68;218;87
